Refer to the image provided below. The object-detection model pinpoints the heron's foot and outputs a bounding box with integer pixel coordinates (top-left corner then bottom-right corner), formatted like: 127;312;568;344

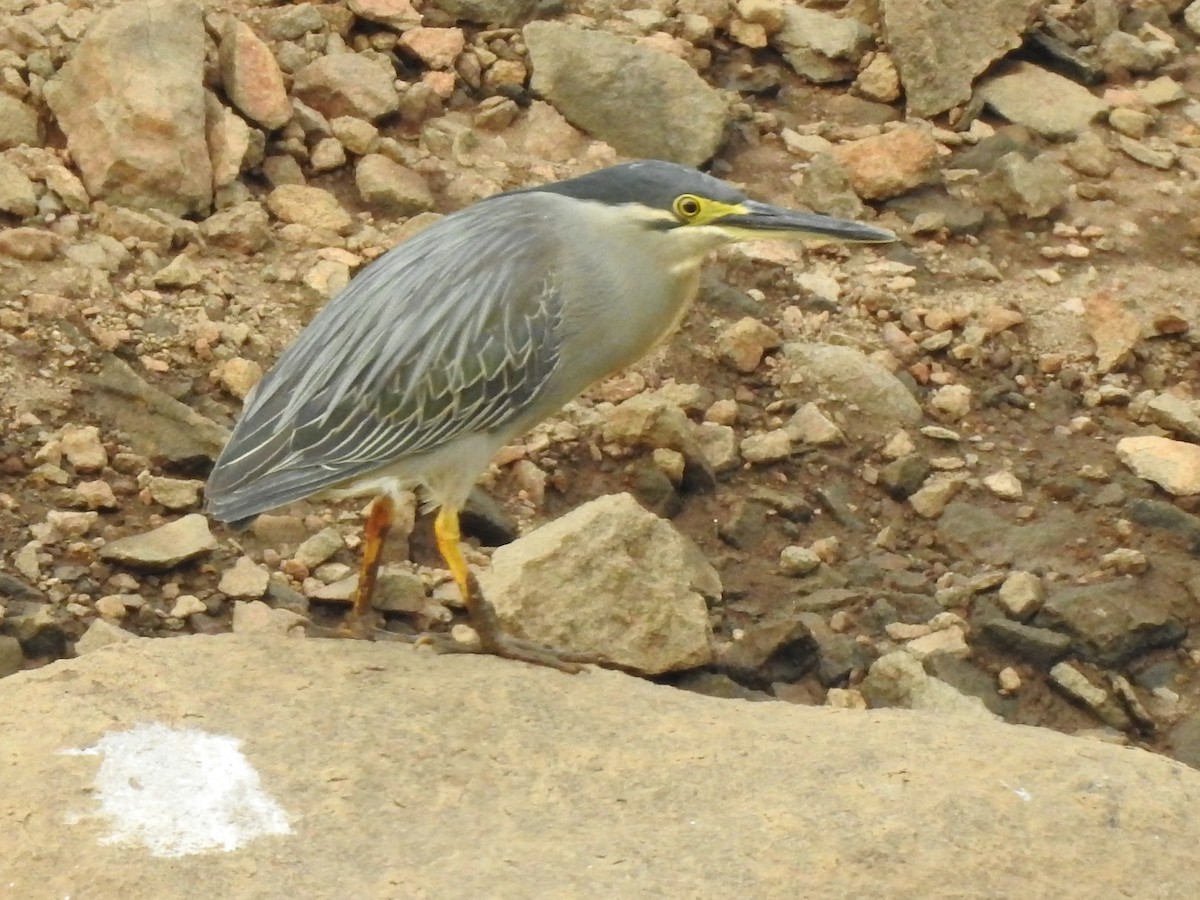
302;609;407;642
414;627;604;674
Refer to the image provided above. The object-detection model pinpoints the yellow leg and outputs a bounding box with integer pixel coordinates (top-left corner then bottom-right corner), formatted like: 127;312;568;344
352;494;395;621
434;505;503;650
434;505;471;606
431;504;587;673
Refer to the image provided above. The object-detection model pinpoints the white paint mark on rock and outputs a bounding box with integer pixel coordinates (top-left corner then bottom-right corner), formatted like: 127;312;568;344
63;722;290;857
1001;780;1032;802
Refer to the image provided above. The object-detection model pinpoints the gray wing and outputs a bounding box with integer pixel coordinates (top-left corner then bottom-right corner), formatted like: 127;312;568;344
205;195;565;523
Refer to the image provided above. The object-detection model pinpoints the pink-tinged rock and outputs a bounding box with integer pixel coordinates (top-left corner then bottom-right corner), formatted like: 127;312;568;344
219;20;291;130
1116;436;1200;496
1083;290;1141;373
0;227;61;260
398;27;466;69
43;0;212;216
348;0;421;30
292;53;400;121
206;94;252;189
832;126;940;200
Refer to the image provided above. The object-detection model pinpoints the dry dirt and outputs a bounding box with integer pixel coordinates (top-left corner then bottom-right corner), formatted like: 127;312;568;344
2;1;1200;772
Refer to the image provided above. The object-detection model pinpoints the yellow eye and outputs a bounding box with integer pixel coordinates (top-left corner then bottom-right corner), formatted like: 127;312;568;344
673;194;703;220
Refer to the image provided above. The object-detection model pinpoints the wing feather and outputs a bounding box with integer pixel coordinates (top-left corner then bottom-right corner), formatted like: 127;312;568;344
205;194;565;523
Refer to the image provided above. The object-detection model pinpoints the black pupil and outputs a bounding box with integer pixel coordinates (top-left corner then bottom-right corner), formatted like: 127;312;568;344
681;199;698;215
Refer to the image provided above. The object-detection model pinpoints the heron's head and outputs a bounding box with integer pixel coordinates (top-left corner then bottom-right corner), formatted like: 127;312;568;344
519;159;897;255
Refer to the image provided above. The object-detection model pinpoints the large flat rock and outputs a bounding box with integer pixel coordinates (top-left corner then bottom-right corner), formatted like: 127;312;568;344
2;635;1198;897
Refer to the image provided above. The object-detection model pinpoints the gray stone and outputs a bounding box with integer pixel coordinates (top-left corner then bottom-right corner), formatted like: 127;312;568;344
878;454;931;500
1165;710;1200;770
602;394;711;483
777;343;922;438
308;576;356;603
909;473;968;518
371;567;438;617
147;476;203;511
153;254;203;288
524;21;728;167
1126;499;1200;549
785;403;844;446
263;2;326;40
779;546;822;577
795;588;862;614
980;618;1072;667
977;153;1069;219
218;557;271;600
882;0;1042;117
925;655;1017;719
265;581;311;616
231;600;308;636
426;0;535;26
1115;135;1176;170
773;6;871;83
0;159;38;217
73;619;137;656
1099;30;1175;74
1065;130;1116;177
1187;1;1200;39
0;94;42;150
790;152;866;220
936;502;1098;574
717;615;815;683
1145;393;1200;442
330;116;379;155
718;500;771;550
98;206;176;252
0;636;23;679
293;527;345;569
740;429;793;465
479;493;717;675
355;154;435;215
44;0;212;215
693;423;740;474
201;201;271;254
811;629;869;687
99;515;218;572
0;574;46;603
79;352;229;465
261;155;305;187
7;603;70;658
860;651;997;719
292;53;400;122
979;62;1108;139
1036;580;1187;667
628;460;681;519
462;487;518;547
998;570;1043;620
1049;662;1131;731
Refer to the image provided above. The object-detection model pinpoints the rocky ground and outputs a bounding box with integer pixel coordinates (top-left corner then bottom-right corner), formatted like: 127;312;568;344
6;634;1200;897
2;0;1200;774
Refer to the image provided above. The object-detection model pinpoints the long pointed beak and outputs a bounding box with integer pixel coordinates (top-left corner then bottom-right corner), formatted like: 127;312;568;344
722;200;897;244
